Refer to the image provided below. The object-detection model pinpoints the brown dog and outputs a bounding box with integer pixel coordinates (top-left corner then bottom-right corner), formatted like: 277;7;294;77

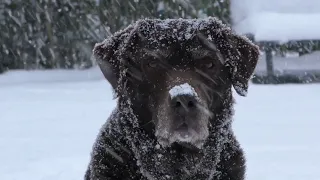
85;17;259;180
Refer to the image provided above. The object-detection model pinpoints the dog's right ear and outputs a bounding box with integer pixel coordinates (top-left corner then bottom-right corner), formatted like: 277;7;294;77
93;42;119;89
93;25;135;90
93;39;120;90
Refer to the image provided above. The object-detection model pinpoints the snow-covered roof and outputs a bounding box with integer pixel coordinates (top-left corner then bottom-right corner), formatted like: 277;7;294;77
231;0;320;42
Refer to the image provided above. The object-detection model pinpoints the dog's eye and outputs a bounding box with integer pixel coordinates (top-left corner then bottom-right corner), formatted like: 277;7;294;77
148;61;158;68
204;62;214;69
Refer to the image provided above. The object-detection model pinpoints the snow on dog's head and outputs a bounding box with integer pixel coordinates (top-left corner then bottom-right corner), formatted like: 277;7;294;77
93;17;260;149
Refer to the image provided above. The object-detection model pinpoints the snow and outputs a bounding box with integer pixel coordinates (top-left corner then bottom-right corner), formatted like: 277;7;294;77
231;0;320;42
234;84;320;180
0;66;103;86
0;68;114;180
168;83;198;99
1;68;320;180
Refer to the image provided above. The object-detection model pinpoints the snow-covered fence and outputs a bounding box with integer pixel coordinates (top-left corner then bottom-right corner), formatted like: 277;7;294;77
230;0;320;83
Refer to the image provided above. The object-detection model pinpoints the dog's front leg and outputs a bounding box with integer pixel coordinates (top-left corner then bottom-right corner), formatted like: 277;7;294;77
215;143;246;180
84;126;140;180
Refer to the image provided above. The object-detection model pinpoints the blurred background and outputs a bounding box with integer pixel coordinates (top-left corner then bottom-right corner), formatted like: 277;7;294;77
1;0;320;83
0;1;319;180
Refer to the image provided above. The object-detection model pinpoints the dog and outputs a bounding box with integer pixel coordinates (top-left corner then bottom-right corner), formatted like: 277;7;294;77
85;17;259;180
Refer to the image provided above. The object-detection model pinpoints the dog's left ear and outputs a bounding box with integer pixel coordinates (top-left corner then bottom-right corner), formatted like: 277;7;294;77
226;34;260;96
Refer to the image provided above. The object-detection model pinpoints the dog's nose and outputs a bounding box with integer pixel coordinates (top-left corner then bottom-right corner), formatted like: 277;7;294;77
171;95;197;116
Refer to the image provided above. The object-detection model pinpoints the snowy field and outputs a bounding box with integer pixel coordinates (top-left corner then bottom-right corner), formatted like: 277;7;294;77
1;68;320;180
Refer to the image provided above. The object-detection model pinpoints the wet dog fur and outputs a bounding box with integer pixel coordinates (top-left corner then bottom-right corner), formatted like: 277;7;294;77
85;17;259;180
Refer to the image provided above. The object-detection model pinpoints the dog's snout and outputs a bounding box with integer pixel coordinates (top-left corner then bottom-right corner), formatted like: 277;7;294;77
171;95;197;116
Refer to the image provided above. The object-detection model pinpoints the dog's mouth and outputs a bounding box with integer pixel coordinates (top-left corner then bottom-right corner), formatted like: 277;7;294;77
175;123;192;140
176;122;189;131
172;141;200;152
156;121;208;149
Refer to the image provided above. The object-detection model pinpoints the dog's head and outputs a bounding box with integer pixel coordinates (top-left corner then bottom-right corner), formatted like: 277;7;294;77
94;18;259;149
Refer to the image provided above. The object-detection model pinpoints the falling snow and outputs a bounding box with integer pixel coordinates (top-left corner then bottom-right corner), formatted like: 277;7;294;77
1;1;320;180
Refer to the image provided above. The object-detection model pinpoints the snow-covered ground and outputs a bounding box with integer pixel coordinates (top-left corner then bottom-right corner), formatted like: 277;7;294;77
1;68;320;180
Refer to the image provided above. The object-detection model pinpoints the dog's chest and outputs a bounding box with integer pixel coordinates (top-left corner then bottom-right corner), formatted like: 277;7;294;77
139;150;219;180
176;154;218;179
